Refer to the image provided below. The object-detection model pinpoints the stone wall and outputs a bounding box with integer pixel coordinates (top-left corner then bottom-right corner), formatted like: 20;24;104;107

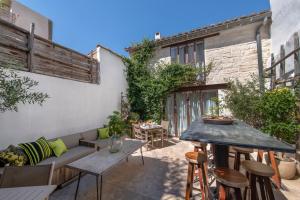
205;22;271;84
149;22;271;85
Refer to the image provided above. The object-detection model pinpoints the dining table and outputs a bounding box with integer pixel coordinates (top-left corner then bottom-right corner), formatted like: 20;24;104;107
180;119;296;188
140;124;164;148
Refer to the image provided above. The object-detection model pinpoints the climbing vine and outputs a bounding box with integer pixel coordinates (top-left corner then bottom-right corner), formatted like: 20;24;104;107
123;39;212;121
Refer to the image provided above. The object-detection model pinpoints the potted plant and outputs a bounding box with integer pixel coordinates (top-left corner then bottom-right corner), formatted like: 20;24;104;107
202;97;234;125
107;111;127;153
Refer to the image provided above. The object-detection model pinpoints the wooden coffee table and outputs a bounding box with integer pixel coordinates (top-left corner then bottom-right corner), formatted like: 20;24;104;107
67;138;146;200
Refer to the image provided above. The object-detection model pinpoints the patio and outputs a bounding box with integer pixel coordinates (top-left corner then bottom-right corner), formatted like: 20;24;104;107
50;139;300;200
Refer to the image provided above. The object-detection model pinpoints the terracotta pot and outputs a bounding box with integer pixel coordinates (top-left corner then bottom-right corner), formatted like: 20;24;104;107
297;162;300;176
202;117;234;125
276;158;297;180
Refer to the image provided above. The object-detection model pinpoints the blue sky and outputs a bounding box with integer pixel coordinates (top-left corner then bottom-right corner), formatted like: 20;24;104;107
18;0;270;56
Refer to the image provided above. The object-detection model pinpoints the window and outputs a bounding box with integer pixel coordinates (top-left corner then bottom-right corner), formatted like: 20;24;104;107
179;46;185;64
170;47;177;63
196;42;205;67
202;90;218;116
170;41;204;66
188;44;194;64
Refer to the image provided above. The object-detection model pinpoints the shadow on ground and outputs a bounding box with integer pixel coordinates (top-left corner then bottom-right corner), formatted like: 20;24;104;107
50;140;197;200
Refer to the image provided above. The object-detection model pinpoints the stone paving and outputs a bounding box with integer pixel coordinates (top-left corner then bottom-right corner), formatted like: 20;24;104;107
50;138;299;200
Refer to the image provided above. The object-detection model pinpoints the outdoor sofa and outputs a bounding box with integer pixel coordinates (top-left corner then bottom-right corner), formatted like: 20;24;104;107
0;129;111;186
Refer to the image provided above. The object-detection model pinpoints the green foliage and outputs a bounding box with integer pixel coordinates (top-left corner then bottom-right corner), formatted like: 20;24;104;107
208;97;224;117
225;77;299;143
0;65;49;112
260;88;299;143
107;111;127;136
123;39;155;119
123;39;209;121
224;76;263;128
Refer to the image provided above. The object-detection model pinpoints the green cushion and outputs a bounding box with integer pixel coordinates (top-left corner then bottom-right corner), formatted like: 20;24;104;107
19;141;44;166
36;137;52;159
98;128;110;139
49;139;68;157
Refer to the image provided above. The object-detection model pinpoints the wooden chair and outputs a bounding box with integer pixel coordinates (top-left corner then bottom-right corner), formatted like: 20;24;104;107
132;124;152;150
161;120;170;147
185;151;212;200
233;147;253;171
242;160;275;200
0;162;55;188
213;168;248;200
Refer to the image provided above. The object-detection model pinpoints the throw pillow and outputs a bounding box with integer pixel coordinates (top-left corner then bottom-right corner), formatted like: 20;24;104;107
19;142;44;166
49;139;67;157
36;137;52;159
98;128;110;139
0;145;28;166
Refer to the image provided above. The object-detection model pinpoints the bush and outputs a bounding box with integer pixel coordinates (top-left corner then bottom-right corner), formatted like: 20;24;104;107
224;77;263;128
260;88;299;143
225;78;299;144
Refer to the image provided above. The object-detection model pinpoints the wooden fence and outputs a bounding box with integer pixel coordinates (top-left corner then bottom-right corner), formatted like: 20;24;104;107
264;32;300;89
0;18;99;84
264;31;300;160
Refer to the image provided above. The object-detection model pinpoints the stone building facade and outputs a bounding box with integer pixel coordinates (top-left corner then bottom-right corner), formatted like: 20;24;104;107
126;11;272;135
127;11;272;85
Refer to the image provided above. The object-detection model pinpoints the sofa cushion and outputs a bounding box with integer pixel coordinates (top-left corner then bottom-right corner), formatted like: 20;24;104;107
36;137;52;159
19;142;45;166
80;129;98;141
38;146;95;169
56;133;82;149
98;128;110;139
49;139;68;157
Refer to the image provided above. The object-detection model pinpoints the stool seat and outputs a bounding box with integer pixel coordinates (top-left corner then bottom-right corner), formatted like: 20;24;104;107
242;160;275;177
185;151;207;164
214;168;248;188
233;147;254;154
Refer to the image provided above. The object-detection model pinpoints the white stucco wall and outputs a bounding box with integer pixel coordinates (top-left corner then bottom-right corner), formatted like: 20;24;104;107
11;1;51;40
270;0;300;55
0;47;127;149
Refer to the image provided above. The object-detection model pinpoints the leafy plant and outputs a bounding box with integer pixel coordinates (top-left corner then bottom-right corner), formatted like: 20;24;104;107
107;111;127;136
0;65;49;112
225;77;299;143
224;76;263;128
208;97;224;117
260;88;299;143
123;39;212;121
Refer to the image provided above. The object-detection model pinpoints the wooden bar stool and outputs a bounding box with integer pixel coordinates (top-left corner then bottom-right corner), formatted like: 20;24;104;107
242;160;275;200
185;151;210;200
192;141;207;154
233;147;253;171
213;168;248;200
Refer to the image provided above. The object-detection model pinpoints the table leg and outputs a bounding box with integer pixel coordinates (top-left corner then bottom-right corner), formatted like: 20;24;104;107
146;132;149;151
100;175;103;200
140;148;144;165
214;145;229;168
268;151;281;189
161;130;164;148
75;172;82;200
96;175;103;200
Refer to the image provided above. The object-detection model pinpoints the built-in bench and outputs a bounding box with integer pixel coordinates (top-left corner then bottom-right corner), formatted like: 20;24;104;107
0;129;111;186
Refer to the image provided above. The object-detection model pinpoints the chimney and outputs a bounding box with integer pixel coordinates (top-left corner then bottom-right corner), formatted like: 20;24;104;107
155;32;161;40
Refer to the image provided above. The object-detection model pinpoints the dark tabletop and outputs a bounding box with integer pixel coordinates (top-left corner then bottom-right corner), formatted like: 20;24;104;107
180;120;295;153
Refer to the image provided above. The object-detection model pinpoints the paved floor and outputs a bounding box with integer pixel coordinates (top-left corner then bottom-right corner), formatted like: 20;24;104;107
50;138;299;200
